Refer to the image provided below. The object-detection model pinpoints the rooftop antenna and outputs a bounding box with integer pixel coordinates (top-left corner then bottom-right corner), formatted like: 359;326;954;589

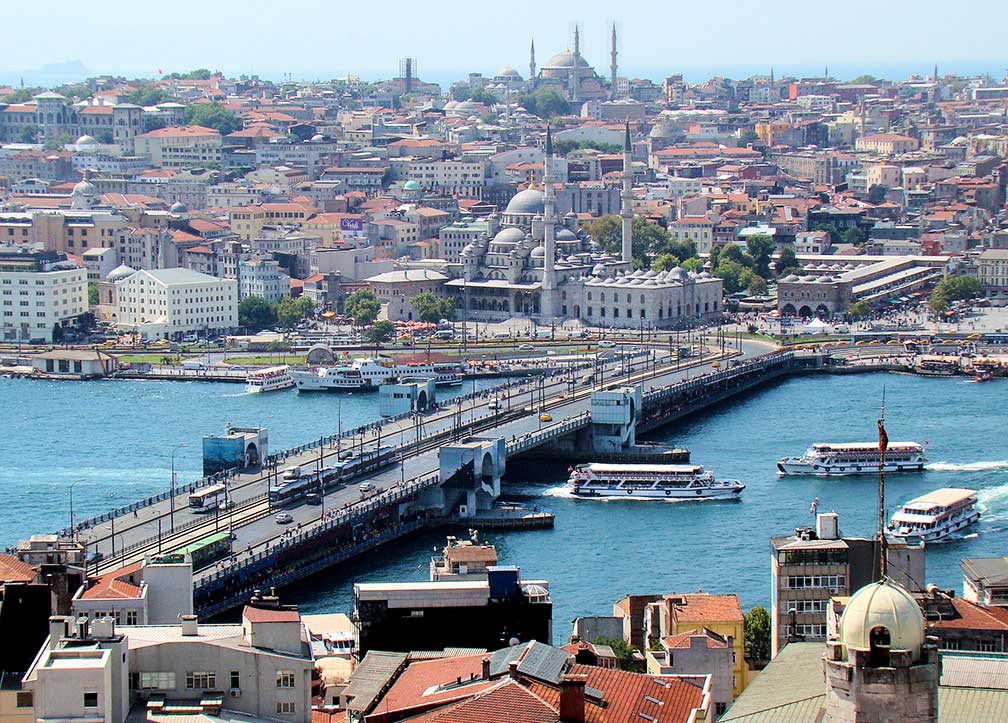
877;386;889;581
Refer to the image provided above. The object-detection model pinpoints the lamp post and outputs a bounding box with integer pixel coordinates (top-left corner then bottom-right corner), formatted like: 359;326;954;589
169;443;187;533
68;480;81;542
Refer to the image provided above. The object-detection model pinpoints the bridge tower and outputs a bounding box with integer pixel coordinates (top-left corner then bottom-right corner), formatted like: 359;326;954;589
591;385;641;452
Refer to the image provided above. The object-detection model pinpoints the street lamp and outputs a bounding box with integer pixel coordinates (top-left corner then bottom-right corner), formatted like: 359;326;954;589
169;443;187;533
68;479;81;542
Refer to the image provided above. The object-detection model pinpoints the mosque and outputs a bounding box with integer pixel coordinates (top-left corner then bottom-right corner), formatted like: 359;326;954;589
528;26;611;103
442;124;723;328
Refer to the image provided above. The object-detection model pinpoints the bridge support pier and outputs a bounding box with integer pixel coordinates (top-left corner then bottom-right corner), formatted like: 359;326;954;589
590;385;641;453
437;437;507;517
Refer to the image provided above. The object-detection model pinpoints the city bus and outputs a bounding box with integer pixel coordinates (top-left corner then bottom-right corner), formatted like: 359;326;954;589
174;531;232;569
188;484;230;513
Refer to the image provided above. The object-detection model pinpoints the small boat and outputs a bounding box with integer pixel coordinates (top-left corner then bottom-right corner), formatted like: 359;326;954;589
567;463;744;500
973;369;995;383
245;365;294;393
887;487;979;543
778;442;926;476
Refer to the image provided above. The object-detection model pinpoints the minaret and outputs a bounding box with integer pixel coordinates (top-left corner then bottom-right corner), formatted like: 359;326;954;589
621;120;633;266
769;66;774;85
541;125;557;314
610;23;618;98
824;65;829;79
933;63;938;82
573;24;580;59
529;39;536;81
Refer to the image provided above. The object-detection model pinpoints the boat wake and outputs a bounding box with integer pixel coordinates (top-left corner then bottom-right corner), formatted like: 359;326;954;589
927;460;1008;473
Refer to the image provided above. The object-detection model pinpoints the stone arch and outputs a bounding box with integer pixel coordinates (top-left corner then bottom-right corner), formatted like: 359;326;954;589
815;304;830;319
245;442;260;468
480;452;494;481
573;304;581;319
868;626;891;667
781;304;797;316
417;390;428;411
798;305;813;318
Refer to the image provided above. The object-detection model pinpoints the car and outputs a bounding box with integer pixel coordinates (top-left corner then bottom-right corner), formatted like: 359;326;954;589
518;344;535;351
275;512;294;524
539;413;552;422
598;340;616;348
305;492;322;505
359;482;376;494
338;450;354;461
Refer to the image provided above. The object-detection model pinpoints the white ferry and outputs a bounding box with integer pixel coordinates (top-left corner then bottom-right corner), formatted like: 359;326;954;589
777;442;925;476
887;487;979;543
294;358;463;392
245;365;294;393
567;463;744;500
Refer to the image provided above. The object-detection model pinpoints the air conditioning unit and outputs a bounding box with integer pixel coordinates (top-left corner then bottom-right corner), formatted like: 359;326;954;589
829;588;839;595
229;688;241;698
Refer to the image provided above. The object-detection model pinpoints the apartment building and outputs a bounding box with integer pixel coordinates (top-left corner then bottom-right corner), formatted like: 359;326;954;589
71;555;194;627
976;249;1008;293
0;246;87;342
114;267;238;340
407;159;485;196
238;257;291;302
134;125;223;168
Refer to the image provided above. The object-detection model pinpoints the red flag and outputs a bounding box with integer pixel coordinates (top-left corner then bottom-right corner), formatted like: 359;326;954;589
878;419;889;453
567;466;573;473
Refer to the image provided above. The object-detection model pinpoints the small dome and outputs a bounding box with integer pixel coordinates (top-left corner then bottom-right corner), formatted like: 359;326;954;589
75;134;98;148
170;201;188;214
73;178;97;197
530;245;545;258
498;66;522;79
403;180;420;191
556;228;577;241
505;188;546;215
840;581;925;658
310;133;325;141
107;264;136;282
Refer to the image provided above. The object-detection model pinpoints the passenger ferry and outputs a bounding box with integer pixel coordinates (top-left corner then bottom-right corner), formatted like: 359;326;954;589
777;442;925;476
567;463;744;500
293;358;463;392
887;487;980;543
244;365;294;393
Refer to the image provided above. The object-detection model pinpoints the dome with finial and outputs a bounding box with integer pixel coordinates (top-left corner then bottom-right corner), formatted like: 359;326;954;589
839;580;925;659
402;180;420;192
73;177;97;197
170;201;188;214
504;187;545;215
75;134;98;149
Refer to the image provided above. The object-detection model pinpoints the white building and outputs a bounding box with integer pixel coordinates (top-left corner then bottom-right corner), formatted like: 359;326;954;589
71;554;194;627
366;268;449;321
238;257;291;303
114;267;238;340
406;159;485;196
133;125;223;168
0;246;87;343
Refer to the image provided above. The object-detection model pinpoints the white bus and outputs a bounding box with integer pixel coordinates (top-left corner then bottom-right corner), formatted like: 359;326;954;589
188;483;230;513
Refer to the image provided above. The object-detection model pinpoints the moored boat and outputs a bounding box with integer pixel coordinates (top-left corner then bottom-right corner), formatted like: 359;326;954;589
887;487;979;543
245;365;294;393
567;462;744;500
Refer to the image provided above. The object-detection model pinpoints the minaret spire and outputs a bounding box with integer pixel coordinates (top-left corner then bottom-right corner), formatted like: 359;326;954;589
529;38;536;81
573;24;580;58
621;119;633;266
769;66;774;85
610;23;618;98
541;124;557;309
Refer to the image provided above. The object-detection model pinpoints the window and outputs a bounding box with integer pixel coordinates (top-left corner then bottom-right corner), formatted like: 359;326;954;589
186;672;216;689
277;670;296;688
978;639;997;652
83;692;98;708
277;701;296;714
15;691;32;708
125;610;138;625
230;671;240;689
140;672;176;690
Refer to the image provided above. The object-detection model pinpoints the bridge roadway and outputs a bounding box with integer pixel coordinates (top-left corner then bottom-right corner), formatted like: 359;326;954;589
82;338;772;578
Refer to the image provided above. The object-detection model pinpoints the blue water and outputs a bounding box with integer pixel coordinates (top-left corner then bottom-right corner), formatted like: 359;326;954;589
2;373;1006;630
0;377;498;543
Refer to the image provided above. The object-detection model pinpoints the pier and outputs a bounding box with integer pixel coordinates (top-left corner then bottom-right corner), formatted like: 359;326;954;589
46;341;859;619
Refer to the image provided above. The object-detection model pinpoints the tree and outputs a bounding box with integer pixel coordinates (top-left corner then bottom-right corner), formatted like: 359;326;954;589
184;102;241;134
276;296;314;328
56;82;91;100
127;86;169;107
850;74;880;85
719;243;752;268
517;88;570;119
554;139;621;156
410;291;454;323
929;275;981;313
867;184;888;205
848;300;872;319
681;256;704;273
87;282;98;306
737;129;760;148
747;275;768;297
661;238;697;263
364;320;396;345
3;88;33;103
715;258;754;294
466;87;496;105
44;132;73;150
744;606;771;662
744;234;775;279
583;215;622;253
164;68;213;80
19;125;38;144
842;227;866;246
776;246;799;277
238;296;276;332
651;254;680;272
344;289;380;327
593;638;644;673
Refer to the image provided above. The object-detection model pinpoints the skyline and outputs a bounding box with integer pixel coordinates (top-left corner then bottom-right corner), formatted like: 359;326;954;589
4;0;1008;86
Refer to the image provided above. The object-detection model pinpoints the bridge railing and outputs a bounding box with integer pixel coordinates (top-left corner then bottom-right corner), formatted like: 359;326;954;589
505;412;591;455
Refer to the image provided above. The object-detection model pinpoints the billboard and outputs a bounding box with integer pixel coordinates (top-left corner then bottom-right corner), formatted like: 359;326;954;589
340;217;364;233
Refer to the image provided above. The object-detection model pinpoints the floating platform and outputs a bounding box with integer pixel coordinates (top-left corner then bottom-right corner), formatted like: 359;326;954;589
443;504;554;529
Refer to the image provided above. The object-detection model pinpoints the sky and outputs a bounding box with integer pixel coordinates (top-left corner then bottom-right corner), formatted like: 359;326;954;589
4;0;1008;86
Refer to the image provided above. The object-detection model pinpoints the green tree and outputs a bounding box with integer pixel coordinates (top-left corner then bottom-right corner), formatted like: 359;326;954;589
709;244;722;270
737;129;760;148
466;87;496;105
850;74;880;85
651;253;680;272
715;259;754;294
681;256;704;273
744;606;771;662
19;125;39;144
344;289;380;327
842;226;866;245
848;300;872;319
867;184;888;205
44;132;73;150
56;82;91;100
583;215;621;252
3;88;33;103
164;68;212;80
593;638;644;673
517;88;570;118
127;86;169;107
87;282;98;306
410;291;454;323
275;296;314;328
554;139;621;155
661;238;697;263
184;102;241;134
238;296;276;331
364;320;396;344
747;275;768;297
719;243;752;268
929;275;981;313
776;246;799;276
744;234;775;279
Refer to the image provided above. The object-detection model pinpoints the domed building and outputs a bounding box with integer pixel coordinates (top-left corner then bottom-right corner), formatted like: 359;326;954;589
71;173;99;210
528;25;615;102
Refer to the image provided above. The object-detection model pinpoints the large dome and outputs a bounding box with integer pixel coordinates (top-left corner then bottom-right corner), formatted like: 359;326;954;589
493;227;526;245
73;178;97;197
505;188;545;215
498;66;522;79
546;50;591;69
75;134;98;148
840;581;925;658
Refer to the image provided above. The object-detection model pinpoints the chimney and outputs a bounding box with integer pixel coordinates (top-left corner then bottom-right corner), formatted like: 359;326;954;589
180;614;198;636
559;674;587;723
508;661;520;681
49;616;68;650
481;657;491;680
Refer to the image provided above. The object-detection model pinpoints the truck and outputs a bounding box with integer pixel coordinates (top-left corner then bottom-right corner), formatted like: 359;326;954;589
182;360;206;371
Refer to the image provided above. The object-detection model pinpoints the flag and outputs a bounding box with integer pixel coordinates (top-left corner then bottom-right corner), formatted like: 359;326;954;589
878;418;889;452
567;466;573;473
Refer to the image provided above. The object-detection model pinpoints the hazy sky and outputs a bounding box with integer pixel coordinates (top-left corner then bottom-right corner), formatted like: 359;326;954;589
5;0;1008;82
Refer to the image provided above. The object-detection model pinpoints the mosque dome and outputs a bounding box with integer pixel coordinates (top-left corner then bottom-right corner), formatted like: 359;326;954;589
556;228;577;241
498;66;522;79
403;180;420;192
170;201;188;214
75;134;98;148
311;133;325;141
493;227;526;245
505;188;546;215
107;264;137;282
840;581;925;658
530;245;545;258
454;100;482;113
72;178;97;197
546;50;591;68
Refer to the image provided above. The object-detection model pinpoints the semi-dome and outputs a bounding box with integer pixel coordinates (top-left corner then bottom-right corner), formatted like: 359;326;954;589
492;227;526;245
840;581;925;658
107;264;136;282
75;134;98;148
530;245;545;258
546;50;591;68
504;188;545;215
556;228;577;241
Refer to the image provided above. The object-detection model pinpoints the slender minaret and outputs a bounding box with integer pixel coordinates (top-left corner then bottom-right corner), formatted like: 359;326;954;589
769;66;774;85
573;24;580;59
621;120;633;266
529;39;536;81
610;23;618;98
933;63;938;82
541;125;557;314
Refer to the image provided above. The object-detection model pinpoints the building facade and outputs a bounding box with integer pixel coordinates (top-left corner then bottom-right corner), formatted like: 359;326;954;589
0;246;87;342
114;267;238;339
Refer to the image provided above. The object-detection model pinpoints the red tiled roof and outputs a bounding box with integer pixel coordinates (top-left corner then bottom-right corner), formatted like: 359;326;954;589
371;654;495;719
662;628;728;649
80;561;144;600
243;605;300;623
0;554;36;583
929;598;1008;631
404;680;559;723
668;593;744;624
